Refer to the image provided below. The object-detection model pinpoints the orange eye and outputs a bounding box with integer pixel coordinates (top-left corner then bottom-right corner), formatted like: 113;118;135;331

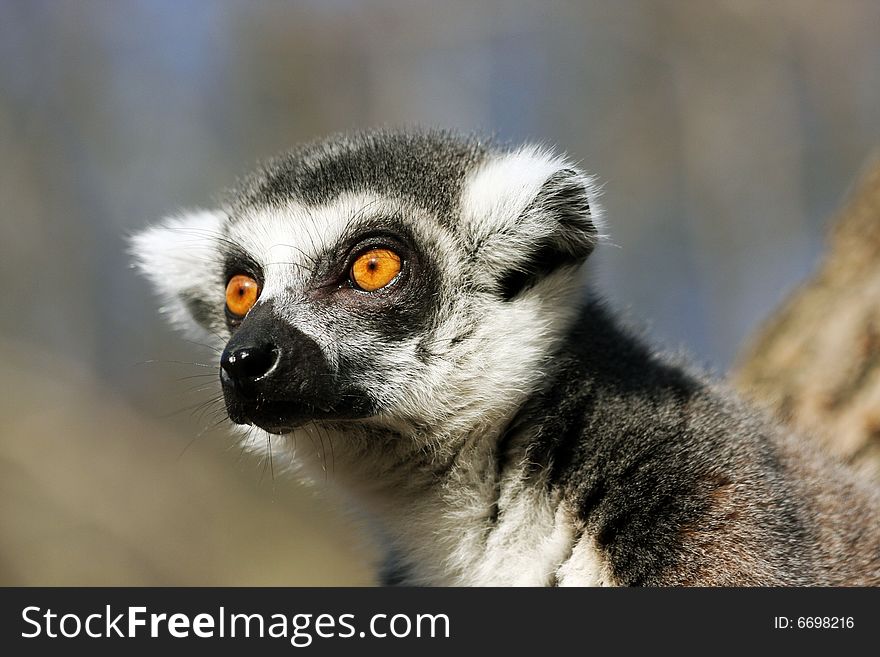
225;274;260;317
350;248;402;292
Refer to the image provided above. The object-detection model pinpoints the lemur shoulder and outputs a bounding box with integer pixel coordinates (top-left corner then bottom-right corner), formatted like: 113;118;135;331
133;129;880;586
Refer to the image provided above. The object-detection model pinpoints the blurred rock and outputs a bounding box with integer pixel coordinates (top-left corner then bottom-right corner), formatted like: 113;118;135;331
734;157;880;482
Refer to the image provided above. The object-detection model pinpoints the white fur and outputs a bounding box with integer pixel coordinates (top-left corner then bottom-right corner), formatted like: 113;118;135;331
556;533;615;586
129;209;226;340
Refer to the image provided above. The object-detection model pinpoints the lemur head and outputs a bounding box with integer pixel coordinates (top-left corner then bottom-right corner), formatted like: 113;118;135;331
133;130;601;451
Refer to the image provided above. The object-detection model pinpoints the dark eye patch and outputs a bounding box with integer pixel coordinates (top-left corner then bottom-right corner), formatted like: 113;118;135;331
222;247;263;331
312;219;443;341
223;253;263;288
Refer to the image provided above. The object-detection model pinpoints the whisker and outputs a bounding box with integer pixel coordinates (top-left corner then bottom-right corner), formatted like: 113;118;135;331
258;430;276;486
261;260;313;269
268;432;276;486
181;338;223;354
267;242;318;267
303;427;323;475
183;383;221;396
206;327;231;347
176;373;220;383
158;394;223;420
177;413;229;461
192;396;226;425
137;359;219;370
327;431;336;477
234;427;255;464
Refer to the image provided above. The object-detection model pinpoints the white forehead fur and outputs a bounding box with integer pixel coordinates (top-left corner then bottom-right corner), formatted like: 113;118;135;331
226;192;406;302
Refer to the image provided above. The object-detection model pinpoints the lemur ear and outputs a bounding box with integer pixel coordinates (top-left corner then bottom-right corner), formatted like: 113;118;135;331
461;147;602;300
129;209;226;337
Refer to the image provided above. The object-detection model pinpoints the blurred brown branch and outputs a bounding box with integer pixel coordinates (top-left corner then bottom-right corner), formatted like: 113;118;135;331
734;155;880;481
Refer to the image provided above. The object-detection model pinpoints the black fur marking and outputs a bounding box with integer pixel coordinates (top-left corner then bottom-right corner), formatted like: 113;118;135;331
379;549;415;587
515;295;814;585
540;169;595;242
231;129;489;226
449;326;476;346
319;216;443;344
221;246;264;332
179;290;218;331
310;215;415;286
415;337;434;364
498;241;580;300
486;417;531;531
497;169;597;300
487;499;500;526
222;250;263;288
496;410;532;491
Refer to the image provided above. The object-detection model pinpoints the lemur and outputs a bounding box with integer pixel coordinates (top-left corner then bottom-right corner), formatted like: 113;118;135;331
133;129;880;586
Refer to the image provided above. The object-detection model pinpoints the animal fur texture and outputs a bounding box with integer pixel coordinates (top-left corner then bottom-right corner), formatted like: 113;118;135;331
132;129;880;585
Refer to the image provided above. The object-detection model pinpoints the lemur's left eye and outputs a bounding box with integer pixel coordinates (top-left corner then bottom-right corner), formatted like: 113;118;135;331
225;274;260;317
350;248;402;292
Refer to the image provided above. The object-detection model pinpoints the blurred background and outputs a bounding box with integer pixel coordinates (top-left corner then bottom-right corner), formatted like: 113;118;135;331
1;0;878;585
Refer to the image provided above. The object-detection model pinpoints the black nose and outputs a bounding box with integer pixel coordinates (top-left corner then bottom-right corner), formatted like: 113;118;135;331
220;342;279;385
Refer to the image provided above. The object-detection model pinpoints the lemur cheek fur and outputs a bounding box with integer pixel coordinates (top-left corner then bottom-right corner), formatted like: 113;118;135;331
133;129;880;586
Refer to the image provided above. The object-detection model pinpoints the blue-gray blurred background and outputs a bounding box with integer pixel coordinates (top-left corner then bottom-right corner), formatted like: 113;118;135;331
1;0;878;584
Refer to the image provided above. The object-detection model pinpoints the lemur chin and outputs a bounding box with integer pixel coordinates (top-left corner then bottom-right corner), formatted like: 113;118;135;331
133;129;880;586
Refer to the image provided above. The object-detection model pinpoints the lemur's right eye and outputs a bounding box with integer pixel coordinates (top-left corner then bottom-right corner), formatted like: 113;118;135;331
350;248;402;292
225;274;260;317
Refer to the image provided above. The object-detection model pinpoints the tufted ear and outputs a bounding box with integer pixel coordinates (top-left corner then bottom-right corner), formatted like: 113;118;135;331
461;146;602;299
129;209;226;337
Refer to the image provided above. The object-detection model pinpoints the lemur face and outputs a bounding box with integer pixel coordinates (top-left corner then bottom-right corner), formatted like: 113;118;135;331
215;195;449;433
133;131;601;441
